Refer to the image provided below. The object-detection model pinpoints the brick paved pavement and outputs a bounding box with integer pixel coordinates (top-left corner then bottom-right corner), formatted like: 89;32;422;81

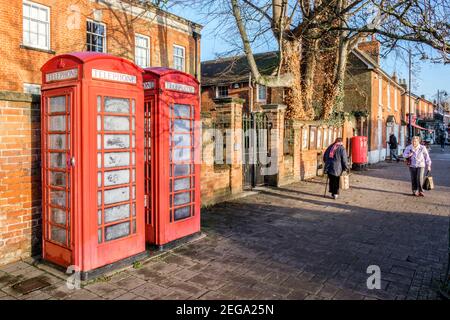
1;147;449;300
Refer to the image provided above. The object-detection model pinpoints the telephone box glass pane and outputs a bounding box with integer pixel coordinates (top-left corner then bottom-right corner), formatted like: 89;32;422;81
49;116;66;131
173;148;191;162
104;169;130;186
173;120;191;132
104;135;130;149
49;171;66;187
173;178;190;191
49;134;66;149
51;207;66;225
50;190;66;207
105;98;130;114
50;96;66;113
51;226;67;244
49;153;66;168
174;164;190;177
104;187;130;205
104;152;130;168
174;206;190;221
173;104;191;118
104;204;130;223
174;192;190;206
104;116;130;131
173;134;191;147
105;222;130;241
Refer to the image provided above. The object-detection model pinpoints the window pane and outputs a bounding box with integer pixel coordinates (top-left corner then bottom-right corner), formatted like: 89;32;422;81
173;148;191;162
49;96;66;113
174;164;191;176
104;152;130;168
173;104;191;118
49;153;66;169
50;190;66;207
104;135;130;149
104;204;130;224
104;187;130;205
174;192;190;206
51;207;66;225
104;98;130;113
174;178;190;191
49;115;66;131
49;134;66;149
173;119;191;132
23;4;30;17
104;116;130;131
104;169;130;187
105;222;130;241
173;134;191;147
174;206;190;221
51;226;66;244
49;171;66;187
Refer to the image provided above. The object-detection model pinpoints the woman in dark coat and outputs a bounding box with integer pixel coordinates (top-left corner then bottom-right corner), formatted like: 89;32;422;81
323;138;349;199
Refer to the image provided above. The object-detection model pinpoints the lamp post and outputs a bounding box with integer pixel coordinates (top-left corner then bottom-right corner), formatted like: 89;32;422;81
408;48;413;140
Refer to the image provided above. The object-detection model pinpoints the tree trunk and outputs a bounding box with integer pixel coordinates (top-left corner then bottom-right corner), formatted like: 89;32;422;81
301;35;319;118
283;40;314;120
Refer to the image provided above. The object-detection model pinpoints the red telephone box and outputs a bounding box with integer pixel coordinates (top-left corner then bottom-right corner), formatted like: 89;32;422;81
40;53;145;273
143;68;201;246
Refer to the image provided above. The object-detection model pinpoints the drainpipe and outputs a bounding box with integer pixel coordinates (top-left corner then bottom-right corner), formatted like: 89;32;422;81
192;30;200;81
248;72;253;113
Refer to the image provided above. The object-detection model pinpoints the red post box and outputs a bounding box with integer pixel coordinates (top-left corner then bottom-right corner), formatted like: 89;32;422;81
143;68;201;247
351;136;368;169
40;53;145;273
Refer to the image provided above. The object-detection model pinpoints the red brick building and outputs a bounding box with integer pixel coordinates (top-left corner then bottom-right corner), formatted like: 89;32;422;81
344;39;407;163
0;0;201;265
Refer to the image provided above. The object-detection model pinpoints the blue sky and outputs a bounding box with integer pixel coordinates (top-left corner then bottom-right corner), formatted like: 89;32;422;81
169;6;450;102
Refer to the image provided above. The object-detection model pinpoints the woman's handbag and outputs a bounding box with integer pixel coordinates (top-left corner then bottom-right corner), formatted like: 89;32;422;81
423;171;434;190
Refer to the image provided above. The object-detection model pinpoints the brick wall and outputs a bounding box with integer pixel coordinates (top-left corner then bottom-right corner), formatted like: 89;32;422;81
0;0;201;92
0;91;41;266
200;100;244;206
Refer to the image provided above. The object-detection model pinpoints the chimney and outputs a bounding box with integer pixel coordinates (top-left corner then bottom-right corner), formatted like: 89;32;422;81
357;35;381;65
399;78;407;91
392;72;398;83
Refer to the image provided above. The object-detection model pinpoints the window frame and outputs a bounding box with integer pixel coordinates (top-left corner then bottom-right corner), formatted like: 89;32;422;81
173;44;186;72
257;84;267;103
134;33;150;68
387;82;391;110
22;0;51;50
86;19;107;53
216;85;229;98
394;87;398;111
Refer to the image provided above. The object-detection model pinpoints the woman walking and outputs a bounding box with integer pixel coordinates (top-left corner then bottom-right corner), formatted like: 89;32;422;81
403;136;432;197
323;138;349;199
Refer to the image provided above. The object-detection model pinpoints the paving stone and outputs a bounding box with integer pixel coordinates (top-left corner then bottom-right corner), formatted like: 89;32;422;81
114;292;146;300
172;268;199;281
189;274;227;291
114;276;147;291
65;289;102;300
84;282;127;299
131;283;172;299
198;290;235;300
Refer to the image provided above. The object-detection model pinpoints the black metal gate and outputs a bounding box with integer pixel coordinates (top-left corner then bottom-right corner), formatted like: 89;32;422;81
242;112;271;189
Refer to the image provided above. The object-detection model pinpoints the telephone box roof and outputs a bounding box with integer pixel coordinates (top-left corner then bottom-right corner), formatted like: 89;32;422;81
41;52;144;73
144;67;199;84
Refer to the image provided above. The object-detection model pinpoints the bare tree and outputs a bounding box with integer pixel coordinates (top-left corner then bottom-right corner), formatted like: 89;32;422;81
173;0;450;121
